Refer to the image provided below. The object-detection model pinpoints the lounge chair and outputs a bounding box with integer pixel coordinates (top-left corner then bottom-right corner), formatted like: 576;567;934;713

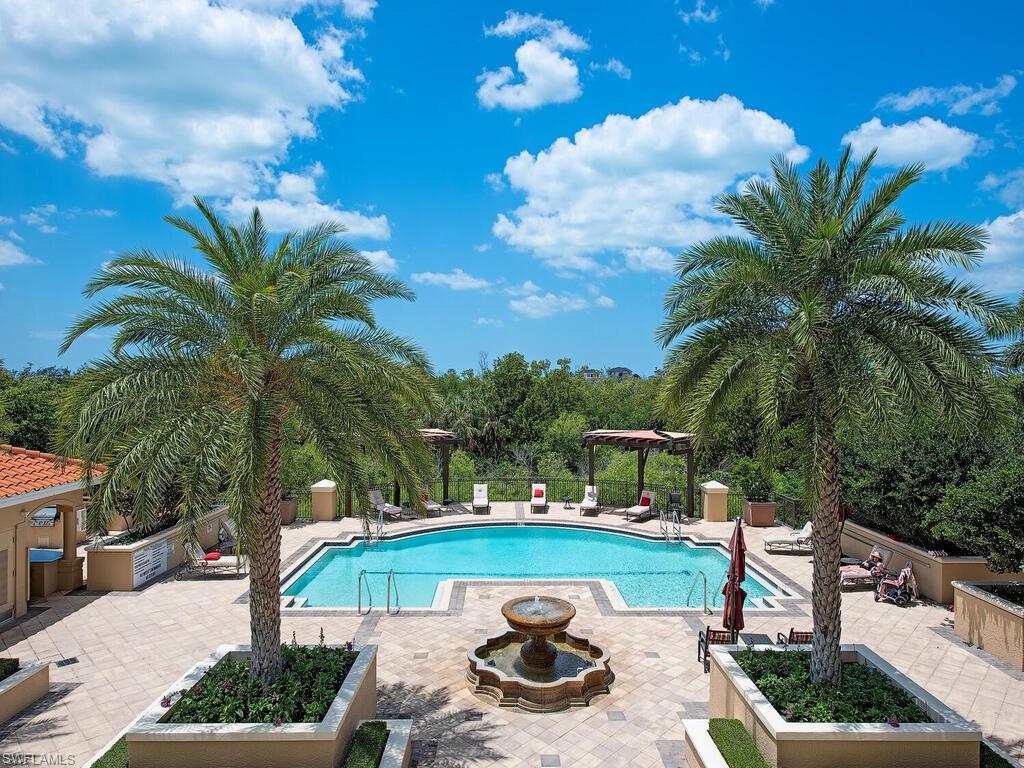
417;491;444;517
697;625;738;673
218;517;238;552
840;545;893;589
764;521;813;553
626;489;654;522
472;484;490;514
579;485;600;516
176;542;246;580
776;627;814;646
530;483;547;513
369;489;404;521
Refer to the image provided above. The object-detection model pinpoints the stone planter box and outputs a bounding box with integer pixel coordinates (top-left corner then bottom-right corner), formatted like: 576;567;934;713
86;505;230;591
708;644;981;768
0;661;49;724
683;720;729;768
743;500;776;527
126;644;377;768
280;496;299;526
841;520;1024;604
377;719;413;768
953;580;1024;671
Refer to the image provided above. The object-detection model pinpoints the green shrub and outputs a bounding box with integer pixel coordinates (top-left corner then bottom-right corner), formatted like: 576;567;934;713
0;658;19;682
343;720;390;768
735;650;928;724
981;743;1014;768
708;719;769;768
732;458;774;502
169;642;356;724
90;736;128;768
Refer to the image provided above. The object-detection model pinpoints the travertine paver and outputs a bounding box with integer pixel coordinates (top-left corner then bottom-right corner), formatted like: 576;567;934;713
1;504;1022;766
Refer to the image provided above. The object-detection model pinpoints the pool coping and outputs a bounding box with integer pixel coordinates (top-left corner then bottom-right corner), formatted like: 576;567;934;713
272;519;809;618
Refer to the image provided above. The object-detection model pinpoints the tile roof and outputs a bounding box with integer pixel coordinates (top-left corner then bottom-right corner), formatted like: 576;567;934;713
0;444;106;500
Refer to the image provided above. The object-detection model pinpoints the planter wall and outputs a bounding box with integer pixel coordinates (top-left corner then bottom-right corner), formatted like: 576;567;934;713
126;644;377;768
85;505;230;591
683;720;729;768
841;520;1024;604
953;580;1024;671
743;500;776;527
280;497;299;526
708;644;981;768
0;661;49;725
377;719;413;768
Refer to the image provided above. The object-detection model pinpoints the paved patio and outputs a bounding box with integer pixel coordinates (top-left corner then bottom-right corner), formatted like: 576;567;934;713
2;503;1022;767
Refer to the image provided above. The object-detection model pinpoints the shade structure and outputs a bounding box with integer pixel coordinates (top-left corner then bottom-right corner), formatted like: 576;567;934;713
722;516;747;633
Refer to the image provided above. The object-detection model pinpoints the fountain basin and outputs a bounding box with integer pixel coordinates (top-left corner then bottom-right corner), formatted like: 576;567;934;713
467;630;612;712
500;595;576;672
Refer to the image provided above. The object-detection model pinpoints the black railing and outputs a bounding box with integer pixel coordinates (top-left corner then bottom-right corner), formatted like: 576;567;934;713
775;493;808;528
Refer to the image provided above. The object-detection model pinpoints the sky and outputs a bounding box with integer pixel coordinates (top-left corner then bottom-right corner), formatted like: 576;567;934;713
1;0;1022;376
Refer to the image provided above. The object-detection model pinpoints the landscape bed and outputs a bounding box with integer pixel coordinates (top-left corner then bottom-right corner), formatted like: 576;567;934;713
953;579;1024;671
0;659;49;725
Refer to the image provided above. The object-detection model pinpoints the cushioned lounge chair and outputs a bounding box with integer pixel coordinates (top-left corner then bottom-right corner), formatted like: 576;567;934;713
472;483;489;514
579;485;599;516
763;521;813;553
530;483;547;513
626;489;654;522
176;541;246;579
840;545;893;589
369;489;405;521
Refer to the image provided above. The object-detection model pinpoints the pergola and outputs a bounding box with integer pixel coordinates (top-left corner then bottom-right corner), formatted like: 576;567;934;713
389;428;462;507
580;429;696;515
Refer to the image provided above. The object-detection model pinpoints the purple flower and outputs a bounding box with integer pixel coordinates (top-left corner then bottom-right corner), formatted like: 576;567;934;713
345;641;353;652
782;707;794;719
273;715;282;727
160;696;172;708
888;720;900;728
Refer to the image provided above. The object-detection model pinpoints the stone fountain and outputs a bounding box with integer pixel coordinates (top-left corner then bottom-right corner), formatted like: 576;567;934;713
467;595;612;712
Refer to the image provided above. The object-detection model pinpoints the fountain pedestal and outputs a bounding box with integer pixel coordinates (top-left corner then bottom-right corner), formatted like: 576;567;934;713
467;595;613;713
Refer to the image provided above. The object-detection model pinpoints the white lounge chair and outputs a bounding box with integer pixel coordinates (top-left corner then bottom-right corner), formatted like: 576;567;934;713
580;485;600;516
219;517;238;550
626;489;654;521
176;541;245;580
530;483;547;513
418;491;444;517
764;521;813;553
472;484;489;514
369;489;404;521
840;545;894;589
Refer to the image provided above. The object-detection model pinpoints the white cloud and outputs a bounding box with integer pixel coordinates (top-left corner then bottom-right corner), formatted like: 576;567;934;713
360;249;397;273
679;45;704;65
504;279;543;296
484;172;506;191
715;34;730;62
7;229;22;241
973;210;1024;294
411;268;492;291
477;12;588;111
624;246;676;273
877;74;1016;117
0;240;35;266
508;291;615;318
842;117;979;171
474;243;492;253
981;168;1024;209
223;164;389;236
590;58;631;80
679;0;719;23
219;0;375;17
492;94;808;273
755;0;775;7
0;1;367;208
475;316;503;327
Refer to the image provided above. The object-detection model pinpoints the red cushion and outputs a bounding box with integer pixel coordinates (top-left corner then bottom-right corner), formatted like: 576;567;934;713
640;497;651;507
203;552;222;561
533;489;544;498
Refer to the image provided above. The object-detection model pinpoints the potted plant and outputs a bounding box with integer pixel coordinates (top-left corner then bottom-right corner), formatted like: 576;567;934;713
733;458;776;527
280;493;298;526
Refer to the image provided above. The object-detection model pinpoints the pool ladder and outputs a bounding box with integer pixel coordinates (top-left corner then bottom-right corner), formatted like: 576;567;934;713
687;572;712;615
660;509;683;542
357;569;373;615
362;511;384;546
386;569;400;615
356;569;400;615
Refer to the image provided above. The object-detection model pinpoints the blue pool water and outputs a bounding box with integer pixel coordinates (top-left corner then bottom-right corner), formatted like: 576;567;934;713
282;525;777;609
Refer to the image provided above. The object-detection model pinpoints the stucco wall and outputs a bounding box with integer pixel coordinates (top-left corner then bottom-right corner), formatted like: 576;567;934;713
0;661;49;725
954;581;1024;671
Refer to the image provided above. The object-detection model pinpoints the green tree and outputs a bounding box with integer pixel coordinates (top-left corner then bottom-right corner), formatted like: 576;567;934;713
542;412;587;472
59;200;435;683
1005;292;1024;370
2;370;69;451
658;148;1007;684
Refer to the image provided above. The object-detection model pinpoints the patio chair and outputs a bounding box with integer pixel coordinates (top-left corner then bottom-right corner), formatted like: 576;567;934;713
418;491;444;517
626;489;654;522
218;517;238;552
579;485;600;516
840;545;893;589
668;490;684;518
763;521;813;554
472;484;490;514
697;625;738;673
369;489;404;521
176;541;246;580
776;627;814;646
530;483;547;513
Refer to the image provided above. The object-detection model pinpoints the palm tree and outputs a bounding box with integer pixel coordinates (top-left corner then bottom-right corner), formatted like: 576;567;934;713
1005;292;1024;370
59;199;436;683
657;147;1009;685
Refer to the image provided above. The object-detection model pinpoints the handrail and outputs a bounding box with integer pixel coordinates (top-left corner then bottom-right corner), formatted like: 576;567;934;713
712;570;728;607
357;569;372;615
687;571;711;615
386;569;400;615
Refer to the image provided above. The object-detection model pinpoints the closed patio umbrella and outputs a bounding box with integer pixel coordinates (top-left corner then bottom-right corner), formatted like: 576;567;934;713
722;516;747;635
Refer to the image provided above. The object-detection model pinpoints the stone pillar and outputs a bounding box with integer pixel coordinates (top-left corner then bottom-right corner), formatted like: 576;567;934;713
701;481;729;523
311;479;338;522
56;503;84;591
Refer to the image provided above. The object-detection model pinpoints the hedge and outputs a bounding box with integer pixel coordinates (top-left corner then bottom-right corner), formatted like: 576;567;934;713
342;720;390;768
708;718;770;768
0;658;18;683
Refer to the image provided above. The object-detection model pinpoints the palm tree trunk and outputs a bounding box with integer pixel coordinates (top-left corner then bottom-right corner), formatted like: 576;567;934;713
249;416;284;683
810;434;843;686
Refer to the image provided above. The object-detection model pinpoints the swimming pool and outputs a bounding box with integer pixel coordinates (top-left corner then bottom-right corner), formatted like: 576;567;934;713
282;524;780;609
